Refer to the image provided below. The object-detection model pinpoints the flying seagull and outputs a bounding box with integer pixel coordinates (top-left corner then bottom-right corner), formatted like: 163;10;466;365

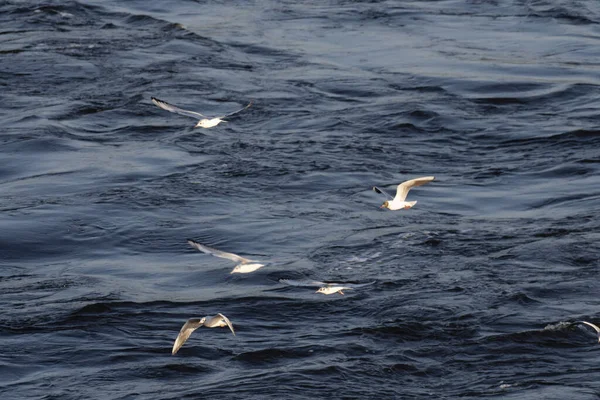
572;321;600;343
172;314;235;355
151;97;252;128
373;176;434;210
187;239;265;274
279;278;375;295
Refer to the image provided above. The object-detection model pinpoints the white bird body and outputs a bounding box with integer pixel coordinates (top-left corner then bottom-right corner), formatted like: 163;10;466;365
187;239;265;274
316;285;352;295
386;200;418;211
151;97;252;128
373;176;434;210
231;263;265;274
279;279;375;296
172;313;236;355
196;117;225;128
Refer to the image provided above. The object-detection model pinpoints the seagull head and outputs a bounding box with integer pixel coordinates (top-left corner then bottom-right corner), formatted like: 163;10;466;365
380;201;390;209
198;317;207;325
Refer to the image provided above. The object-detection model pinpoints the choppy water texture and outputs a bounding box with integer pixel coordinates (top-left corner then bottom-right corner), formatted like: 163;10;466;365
2;0;600;398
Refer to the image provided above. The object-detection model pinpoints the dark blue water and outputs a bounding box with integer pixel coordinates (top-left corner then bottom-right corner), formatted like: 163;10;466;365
2;0;600;398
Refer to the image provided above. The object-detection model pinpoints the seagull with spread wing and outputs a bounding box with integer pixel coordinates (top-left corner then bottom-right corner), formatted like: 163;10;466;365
172;313;236;355
187;239;265;274
151;97;252;128
373;176;434;210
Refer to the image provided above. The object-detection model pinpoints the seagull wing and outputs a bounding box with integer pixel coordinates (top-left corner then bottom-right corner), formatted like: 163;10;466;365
152;97;206;119
395;176;435;202
346;281;376;288
279;279;330;288
187;240;251;264
172;318;204;355
217;313;236;336
221;101;252;119
576;321;600;334
372;186;393;200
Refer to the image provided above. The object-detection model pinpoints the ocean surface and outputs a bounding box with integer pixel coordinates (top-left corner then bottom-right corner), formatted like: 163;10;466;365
2;0;600;398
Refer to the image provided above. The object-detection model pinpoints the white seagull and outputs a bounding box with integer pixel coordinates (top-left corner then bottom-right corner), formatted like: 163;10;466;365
172;313;235;355
279;279;375;296
187;239;265;274
572;321;600;343
373;176;434;210
151;97;252;128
